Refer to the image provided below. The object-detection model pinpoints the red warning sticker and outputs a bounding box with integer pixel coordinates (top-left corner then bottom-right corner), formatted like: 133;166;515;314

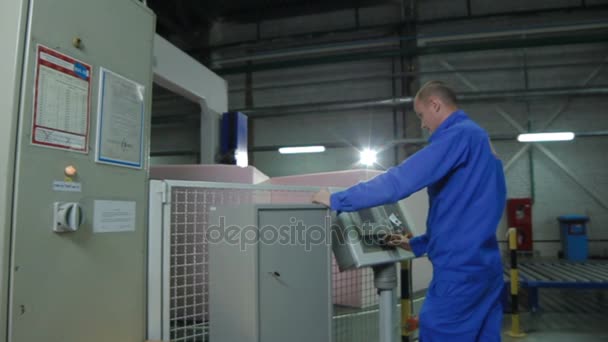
32;45;91;152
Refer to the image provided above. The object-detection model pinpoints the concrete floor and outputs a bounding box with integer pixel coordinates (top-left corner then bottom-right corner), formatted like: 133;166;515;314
503;313;608;341
502;288;608;341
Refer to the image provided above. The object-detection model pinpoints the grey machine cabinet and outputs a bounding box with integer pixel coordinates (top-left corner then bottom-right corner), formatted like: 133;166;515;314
209;204;332;342
3;0;155;341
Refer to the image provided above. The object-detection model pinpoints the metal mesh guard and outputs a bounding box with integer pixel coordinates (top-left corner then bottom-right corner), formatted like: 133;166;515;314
169;186;383;342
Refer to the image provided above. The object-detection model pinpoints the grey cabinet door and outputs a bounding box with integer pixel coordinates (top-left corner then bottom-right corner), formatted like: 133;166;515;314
8;0;153;341
258;208;332;342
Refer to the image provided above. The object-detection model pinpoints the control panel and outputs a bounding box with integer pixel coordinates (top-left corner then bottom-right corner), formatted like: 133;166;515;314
332;203;416;270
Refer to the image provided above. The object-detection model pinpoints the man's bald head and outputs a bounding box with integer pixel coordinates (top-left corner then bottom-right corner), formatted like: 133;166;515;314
415;80;458;106
413;81;459;134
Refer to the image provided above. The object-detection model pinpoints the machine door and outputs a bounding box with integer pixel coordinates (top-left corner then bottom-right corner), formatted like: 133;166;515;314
258;208;332;342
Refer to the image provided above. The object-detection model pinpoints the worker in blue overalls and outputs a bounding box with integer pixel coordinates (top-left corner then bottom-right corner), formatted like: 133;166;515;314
313;80;506;341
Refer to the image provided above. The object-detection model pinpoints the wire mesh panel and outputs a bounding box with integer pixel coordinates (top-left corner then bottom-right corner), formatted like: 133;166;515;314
170;188;207;341
165;183;388;342
169;187;266;341
333;267;380;342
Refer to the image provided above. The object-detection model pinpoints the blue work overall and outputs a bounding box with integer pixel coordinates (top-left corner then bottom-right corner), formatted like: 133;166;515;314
331;110;507;341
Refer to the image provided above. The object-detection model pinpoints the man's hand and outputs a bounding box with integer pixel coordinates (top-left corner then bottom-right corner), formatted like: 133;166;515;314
384;233;412;251
312;189;331;208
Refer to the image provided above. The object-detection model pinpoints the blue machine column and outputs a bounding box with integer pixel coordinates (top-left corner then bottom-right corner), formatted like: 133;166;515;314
220;111;248;166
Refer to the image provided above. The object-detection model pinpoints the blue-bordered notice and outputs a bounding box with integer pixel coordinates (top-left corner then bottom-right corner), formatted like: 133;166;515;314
96;67;145;169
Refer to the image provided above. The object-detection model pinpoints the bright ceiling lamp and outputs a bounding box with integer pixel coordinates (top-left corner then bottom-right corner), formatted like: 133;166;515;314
278;146;326;154
359;148;377;166
517;132;575;142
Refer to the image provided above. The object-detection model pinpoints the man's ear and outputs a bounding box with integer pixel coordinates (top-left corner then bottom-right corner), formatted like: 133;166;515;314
430;97;441;112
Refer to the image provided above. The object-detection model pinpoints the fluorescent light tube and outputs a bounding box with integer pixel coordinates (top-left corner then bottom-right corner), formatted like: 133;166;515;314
278;146;326;154
517;132;575;142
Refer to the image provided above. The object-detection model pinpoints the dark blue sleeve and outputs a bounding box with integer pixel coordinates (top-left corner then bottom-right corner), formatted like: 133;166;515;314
330;129;470;212
409;234;429;257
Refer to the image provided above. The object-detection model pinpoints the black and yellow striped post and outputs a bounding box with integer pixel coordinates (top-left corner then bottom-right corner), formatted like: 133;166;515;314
400;260;418;341
400;260;412;341
507;227;526;338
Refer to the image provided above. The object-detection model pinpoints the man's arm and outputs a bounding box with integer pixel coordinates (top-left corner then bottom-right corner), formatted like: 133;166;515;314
408;234;429;257
328;129;470;212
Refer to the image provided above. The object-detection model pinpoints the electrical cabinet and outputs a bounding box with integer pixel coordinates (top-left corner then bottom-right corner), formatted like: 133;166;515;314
2;0;155;341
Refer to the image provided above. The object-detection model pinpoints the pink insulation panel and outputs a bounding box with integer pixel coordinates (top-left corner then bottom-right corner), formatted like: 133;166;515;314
265;169;383;187
150;164;269;184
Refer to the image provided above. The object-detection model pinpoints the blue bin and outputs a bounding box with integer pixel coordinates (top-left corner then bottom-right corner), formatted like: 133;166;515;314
557;215;589;261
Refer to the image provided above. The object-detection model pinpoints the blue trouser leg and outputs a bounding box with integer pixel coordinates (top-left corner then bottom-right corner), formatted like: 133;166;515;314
476;292;503;342
418;271;504;342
